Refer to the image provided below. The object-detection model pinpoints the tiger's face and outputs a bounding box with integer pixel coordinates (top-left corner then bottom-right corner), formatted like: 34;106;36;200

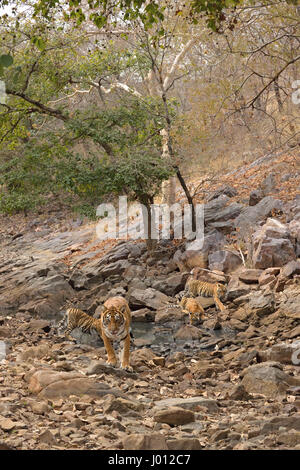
101;306;127;340
216;283;227;298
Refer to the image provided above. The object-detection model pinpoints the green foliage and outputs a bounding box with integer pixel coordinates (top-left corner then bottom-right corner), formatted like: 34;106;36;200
101;149;174;202
0;53;13;77
72;202;100;220
0;138;173;215
0;10;176;216
0;191;44;214
0;138;58;213
0;91;173;214
25;0;246;33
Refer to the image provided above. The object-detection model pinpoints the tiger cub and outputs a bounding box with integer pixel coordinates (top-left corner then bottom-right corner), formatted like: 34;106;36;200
179;296;206;324
184;278;227;312
101;296;132;372
62;307;102;341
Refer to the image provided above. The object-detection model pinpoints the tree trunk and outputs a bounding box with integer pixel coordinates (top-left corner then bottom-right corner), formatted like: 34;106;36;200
160;95;196;233
140;195;157;252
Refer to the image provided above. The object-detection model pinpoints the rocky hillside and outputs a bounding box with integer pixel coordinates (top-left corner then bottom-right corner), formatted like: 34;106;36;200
0;149;300;450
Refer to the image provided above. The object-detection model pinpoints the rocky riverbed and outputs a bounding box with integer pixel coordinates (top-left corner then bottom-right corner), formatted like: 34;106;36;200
0;153;300;450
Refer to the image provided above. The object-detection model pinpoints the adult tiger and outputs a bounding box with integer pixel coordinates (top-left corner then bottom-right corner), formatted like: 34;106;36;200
60;296;132;371
100;296;132;372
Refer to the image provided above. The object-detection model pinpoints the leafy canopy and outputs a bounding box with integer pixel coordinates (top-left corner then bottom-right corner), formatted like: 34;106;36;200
0;21;175;215
1;0;245;32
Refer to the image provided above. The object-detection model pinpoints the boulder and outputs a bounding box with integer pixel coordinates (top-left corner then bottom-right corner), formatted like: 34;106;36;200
131;308;155;322
238;269;263;284
207;185;237;202
0;326;11;338
286;325;300;339
26;369;125;399
208;250;242;273
258;268;280;288
86;360;138;378
155;306;185;323
251;218;296;269
235;197;283;236
173;249;208;272
280;260;300;279
228;318;247;331
249;189;264;206
163;272;190;296
86;242;130;269
29;401;50;415
205;203;243;228
130;348;157;367
166;439;202;450
204;195;230;222
19;319;51;334
174;325;202;340
247;291;275;316
257;341;300;365
123;434;168;450
211;429;229;442
207;220;236;234
253;238;295;270
278;431;300;447
260;415;300;435
18;344;51;362
28;274;74;299
0;418;16;432
241;361;299;398
151;272;190;297
153;407;195;426
289;219;300;256
0;442;15;450
128;288;171;310
277;288;300;319
103;395;144;415
68;268;88;290
39;430;58;446
154;397;219;413
123;264;146;281
188;229;226;253
228;384;252;401
190;360;225;378
4;273;76;318
99;260;132;280
191;267;227;283
226;275;255;301
204;195;242;225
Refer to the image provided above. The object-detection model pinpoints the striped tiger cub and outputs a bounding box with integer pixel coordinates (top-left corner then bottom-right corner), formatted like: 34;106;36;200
61;307;102;341
183;278;227;312
179;297;206;324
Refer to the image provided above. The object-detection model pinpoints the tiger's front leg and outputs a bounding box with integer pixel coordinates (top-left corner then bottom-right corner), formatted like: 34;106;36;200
64;327;76;343
102;333;117;367
120;334;132;372
214;296;226;311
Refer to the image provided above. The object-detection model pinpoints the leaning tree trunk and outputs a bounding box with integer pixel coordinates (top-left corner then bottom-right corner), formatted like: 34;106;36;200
160;128;177;206
160;95;197;234
140;195;157;252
